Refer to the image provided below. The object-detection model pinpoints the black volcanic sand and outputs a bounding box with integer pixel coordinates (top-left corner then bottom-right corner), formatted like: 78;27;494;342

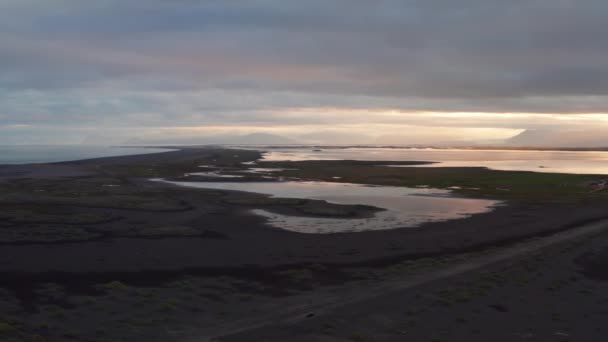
219;221;608;342
1;147;608;341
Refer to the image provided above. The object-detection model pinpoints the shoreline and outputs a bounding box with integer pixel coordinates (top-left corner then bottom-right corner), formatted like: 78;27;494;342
2;202;607;276
208;218;608;341
0;146;606;276
3;146;608;341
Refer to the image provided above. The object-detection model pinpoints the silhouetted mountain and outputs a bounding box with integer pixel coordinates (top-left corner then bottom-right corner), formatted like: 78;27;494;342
506;129;608;147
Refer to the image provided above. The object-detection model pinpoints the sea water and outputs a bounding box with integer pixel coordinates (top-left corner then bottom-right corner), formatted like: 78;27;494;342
0;145;172;165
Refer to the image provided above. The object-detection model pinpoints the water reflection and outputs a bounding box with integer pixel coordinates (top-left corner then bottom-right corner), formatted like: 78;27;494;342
187;172;244;178
166;180;500;234
0;146;173;165
261;147;608;174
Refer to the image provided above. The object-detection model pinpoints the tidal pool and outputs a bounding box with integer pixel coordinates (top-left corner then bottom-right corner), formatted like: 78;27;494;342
164;180;501;234
186;172;244;178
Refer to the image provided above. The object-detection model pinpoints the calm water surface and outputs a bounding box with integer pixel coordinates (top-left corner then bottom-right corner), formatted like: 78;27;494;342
166;180;500;233
261;147;608;174
0;145;172;165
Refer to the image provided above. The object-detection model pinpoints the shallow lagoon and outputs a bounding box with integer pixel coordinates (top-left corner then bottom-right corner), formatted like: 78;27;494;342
261;147;608;174
167;180;500;233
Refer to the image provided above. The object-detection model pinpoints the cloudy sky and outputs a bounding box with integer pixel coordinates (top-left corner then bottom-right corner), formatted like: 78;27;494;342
2;0;608;145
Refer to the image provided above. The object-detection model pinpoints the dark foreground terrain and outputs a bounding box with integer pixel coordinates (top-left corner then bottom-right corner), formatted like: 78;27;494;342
1;147;608;341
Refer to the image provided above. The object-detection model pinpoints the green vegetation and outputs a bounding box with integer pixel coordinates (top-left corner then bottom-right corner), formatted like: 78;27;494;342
103;281;129;292
160;299;179;312
260;160;606;201
0;320;16;334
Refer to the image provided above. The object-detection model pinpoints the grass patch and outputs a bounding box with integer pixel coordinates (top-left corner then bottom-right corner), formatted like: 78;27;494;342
260;160;607;201
103;281;129;292
0;321;16;334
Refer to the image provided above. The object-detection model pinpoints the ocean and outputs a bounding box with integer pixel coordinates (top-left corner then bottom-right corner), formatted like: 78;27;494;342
0;145;172;165
260;147;608;175
3;145;608;175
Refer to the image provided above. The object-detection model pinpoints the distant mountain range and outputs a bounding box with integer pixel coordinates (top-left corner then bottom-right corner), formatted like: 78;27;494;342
124;133;298;146
506;129;608;148
119;129;607;149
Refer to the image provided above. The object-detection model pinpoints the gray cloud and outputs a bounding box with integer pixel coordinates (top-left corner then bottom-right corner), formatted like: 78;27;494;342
1;0;608;144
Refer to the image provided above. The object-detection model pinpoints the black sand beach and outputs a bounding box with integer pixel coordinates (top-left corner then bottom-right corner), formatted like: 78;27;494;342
1;147;608;341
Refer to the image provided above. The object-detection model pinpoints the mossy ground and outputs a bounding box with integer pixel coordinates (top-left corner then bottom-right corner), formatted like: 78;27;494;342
259;160;608;201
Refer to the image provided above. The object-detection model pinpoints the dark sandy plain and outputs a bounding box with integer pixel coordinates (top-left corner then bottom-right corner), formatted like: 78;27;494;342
1;147;608;341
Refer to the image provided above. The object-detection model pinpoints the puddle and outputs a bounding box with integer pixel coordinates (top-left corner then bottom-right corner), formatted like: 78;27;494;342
162;180;501;233
241;168;297;174
186;172;244;179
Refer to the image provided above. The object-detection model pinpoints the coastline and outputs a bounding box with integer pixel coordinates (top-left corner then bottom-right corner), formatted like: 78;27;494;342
0;146;607;275
2;146;608;341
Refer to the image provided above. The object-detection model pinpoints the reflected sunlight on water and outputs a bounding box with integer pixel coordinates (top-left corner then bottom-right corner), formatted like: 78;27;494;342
0;145;172;165
261;147;608;174
165;180;500;233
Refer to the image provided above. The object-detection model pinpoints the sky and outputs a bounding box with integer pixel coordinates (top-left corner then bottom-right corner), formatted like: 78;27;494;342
1;0;608;146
